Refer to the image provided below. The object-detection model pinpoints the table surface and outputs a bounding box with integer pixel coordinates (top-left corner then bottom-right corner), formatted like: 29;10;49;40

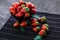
0;12;60;40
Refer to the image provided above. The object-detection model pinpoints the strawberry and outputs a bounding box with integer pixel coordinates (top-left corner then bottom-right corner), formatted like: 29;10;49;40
20;8;26;13
31;9;36;14
26;2;36;9
20;21;27;27
9;7;16;16
38;30;46;36
38;16;46;22
24;13;30;18
15;12;23;18
12;2;19;9
13;22;19;27
17;6;22;12
19;0;26;6
31;21;39;27
31;18;37;23
32;27;40;32
41;24;49;31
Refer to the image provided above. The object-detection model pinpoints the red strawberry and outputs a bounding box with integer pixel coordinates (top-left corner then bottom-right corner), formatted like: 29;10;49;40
9;7;16;16
15;12;23;18
31;22;39;27
13;22;19;27
12;2;19;9
32;27;40;32
26;2;36;9
26;2;32;8
38;30;45;36
41;24;49;31
24;13;30;17
20;8;26;13
31;9;36;14
31;18;37;23
20;21;27;27
19;0;26;6
41;24;47;30
17;6;22;12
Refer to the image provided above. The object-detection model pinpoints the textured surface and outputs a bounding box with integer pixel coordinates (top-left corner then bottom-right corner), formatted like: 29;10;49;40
0;0;60;29
0;12;60;40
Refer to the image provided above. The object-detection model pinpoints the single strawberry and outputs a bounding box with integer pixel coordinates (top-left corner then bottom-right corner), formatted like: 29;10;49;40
13;22;19;27
17;6;22;12
31;18;37;23
20;8;26;13
32;26;40;32
31;9;36;14
24;13;30;18
38;30;46;36
31;21;39;27
20;21;27;27
41;24;49;31
9;7;16;16
19;0;26;6
38;16;46;22
15;12;23;18
12;2;19;9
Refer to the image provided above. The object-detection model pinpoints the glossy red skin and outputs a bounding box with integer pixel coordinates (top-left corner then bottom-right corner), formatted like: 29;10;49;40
20;8;26;13
38;30;45;36
41;24;47;30
31;9;36;14
31;18;37;23
20;21;27;27
13;22;19;27
19;1;26;6
26;3;35;9
17;6;22;13
31;22;38;27
32;27;37;32
24;13;30;17
9;7;16;16
15;12;23;18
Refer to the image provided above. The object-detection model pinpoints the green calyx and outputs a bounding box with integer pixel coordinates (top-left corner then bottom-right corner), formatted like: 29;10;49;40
41;16;46;22
25;7;30;12
45;24;49;31
21;4;25;8
36;26;40;31
20;26;25;32
34;35;42;40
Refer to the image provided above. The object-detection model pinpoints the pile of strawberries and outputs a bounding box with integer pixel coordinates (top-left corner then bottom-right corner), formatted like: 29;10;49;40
9;0;49;40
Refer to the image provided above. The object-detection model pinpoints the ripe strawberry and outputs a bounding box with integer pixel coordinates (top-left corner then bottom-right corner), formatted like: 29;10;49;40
32;27;40;32
12;2;19;9
31;9;36;14
26;2;36;9
31;21;39;27
24;13;30;18
41;24;49;31
15;12;23;18
38;30;46;36
9;7;16;16
13;22;19;27
31;18;37;23
38;16;46;22
19;0;26;6
26;2;32;9
17;6;22;12
20;21;27;27
20;8;26;13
